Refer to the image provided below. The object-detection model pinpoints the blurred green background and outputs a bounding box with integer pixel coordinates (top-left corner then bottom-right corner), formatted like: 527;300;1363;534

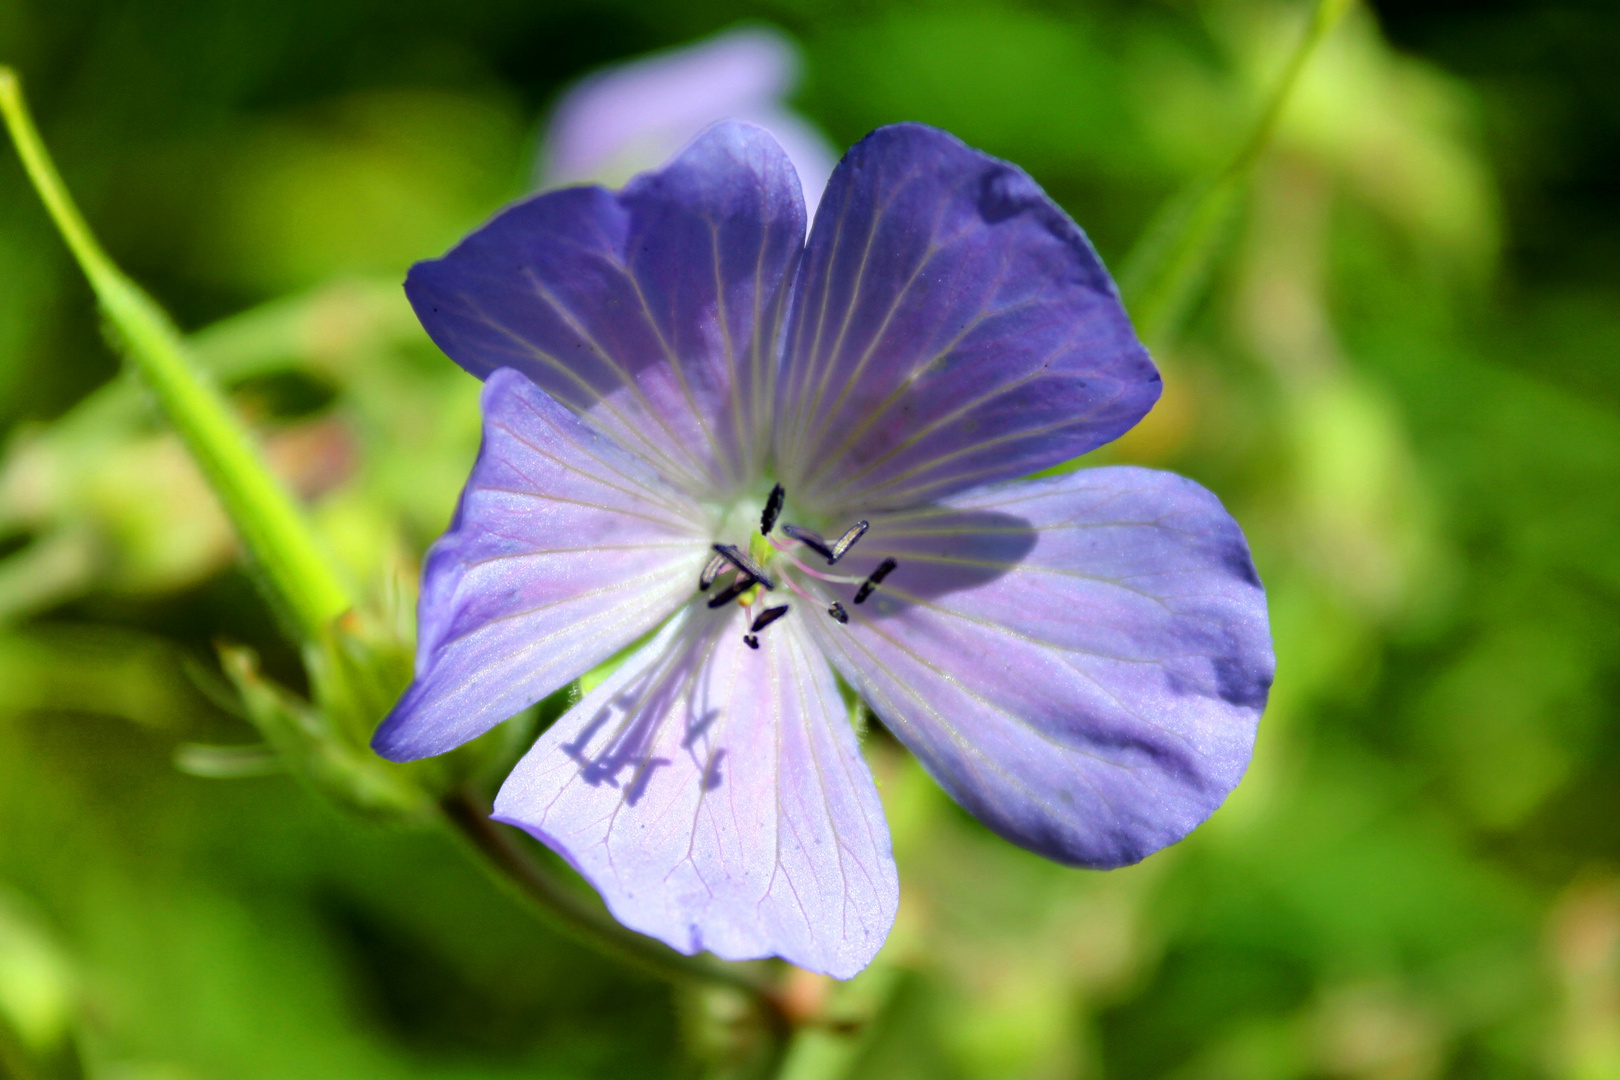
2;0;1619;1076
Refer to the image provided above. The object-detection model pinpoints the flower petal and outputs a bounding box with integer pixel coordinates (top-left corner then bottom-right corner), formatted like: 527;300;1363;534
493;608;898;979
806;467;1272;868
775;123;1160;513
408;121;806;499
373;368;709;762
539;26;837;210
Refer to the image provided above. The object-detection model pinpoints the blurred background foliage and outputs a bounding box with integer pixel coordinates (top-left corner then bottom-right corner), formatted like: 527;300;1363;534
1;0;1618;1077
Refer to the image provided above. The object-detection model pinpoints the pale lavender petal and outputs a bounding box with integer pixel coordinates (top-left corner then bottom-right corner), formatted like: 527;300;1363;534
408;121;806;500
805;467;1272;868
539;26;836;210
493;607;898;978
775;124;1161;514
373;368;710;762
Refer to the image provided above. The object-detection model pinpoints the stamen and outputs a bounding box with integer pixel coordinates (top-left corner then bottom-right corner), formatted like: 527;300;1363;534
760;483;785;535
828;521;869;564
776;548;865;585
750;605;790;633
780;524;834;562
707;577;754;609
712;543;774;589
698;552;727;591
743;635;760;650
827;601;849;624
780;573;815;602
853;558;898;605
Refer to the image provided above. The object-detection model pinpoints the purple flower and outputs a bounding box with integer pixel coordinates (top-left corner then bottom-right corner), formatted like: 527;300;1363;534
375;121;1273;978
537;25;836;212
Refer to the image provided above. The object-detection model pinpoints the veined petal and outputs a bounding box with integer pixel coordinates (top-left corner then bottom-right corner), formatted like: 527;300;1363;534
374;368;709;762
776;123;1160;513
408;121;806;500
493;608;898;979
808;467;1272;869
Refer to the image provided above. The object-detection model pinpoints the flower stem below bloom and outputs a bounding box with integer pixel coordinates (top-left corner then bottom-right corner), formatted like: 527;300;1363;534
440;788;789;1011
0;66;352;643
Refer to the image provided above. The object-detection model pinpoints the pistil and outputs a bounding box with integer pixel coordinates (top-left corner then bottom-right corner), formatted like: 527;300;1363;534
700;485;894;636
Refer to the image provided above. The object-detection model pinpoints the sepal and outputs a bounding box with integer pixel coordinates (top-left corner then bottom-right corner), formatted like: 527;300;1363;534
216;613;432;820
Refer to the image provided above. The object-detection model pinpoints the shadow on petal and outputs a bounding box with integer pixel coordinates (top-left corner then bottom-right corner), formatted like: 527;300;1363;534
832;506;1039;617
563;616;720;795
495;608;898;976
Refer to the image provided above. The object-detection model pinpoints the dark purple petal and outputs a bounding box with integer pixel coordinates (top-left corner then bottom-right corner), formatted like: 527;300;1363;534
493;608;897;978
806;467;1272;868
374;369;709;762
775;123;1160;514
408;121;806;500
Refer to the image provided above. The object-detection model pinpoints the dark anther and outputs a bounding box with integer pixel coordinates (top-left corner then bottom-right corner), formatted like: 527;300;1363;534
707;577;755;609
712;543;774;589
853;558;898;605
760;484;785;535
743;635;760;650
827;601;849;624
751;605;790;633
828;521;869;564
780;524;834;562
698;552;727;591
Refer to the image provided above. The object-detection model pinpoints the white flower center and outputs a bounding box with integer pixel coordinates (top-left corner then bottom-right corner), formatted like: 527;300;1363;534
696;483;895;649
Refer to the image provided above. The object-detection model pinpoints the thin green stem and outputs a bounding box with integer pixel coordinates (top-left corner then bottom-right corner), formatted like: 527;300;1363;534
452;794;797;1076
1120;0;1354;347
0;67;351;642
1228;0;1354;183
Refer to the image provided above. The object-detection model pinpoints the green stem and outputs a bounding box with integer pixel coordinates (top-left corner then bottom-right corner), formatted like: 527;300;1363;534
1227;0;1354;183
0;67;351;642
441;789;788;1010
1120;0;1354;348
